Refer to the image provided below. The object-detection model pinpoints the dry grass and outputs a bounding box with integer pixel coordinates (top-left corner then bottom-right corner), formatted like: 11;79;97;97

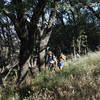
32;51;100;100
0;51;100;100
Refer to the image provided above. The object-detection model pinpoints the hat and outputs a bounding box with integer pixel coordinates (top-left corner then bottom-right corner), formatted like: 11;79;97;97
60;54;66;60
48;51;53;54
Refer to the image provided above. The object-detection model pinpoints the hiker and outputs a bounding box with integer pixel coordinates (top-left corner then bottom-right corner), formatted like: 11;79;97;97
57;54;66;72
45;51;57;70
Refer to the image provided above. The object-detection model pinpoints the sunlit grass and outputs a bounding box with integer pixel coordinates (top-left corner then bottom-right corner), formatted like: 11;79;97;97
1;51;100;100
32;51;100;100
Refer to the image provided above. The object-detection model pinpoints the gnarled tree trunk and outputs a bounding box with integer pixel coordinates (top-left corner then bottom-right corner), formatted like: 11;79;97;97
15;0;47;84
37;0;59;70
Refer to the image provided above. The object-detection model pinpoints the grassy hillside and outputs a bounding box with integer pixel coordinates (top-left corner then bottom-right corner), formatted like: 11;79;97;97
0;52;100;100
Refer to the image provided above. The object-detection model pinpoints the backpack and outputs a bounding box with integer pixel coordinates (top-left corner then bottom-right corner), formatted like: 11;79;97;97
46;54;56;64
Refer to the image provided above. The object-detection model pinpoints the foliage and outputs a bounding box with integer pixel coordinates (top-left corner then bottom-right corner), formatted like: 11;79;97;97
0;0;100;98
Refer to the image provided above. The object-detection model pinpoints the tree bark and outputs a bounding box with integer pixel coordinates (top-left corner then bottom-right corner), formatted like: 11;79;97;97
16;0;47;84
2;0;59;84
37;0;59;70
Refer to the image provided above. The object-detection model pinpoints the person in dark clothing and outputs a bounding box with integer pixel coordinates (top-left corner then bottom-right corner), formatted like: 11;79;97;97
45;51;57;70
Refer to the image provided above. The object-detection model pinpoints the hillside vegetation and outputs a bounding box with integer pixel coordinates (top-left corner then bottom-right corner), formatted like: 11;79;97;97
0;52;100;100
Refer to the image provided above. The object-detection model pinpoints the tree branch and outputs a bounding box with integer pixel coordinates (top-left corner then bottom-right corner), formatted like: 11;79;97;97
40;0;59;49
3;9;17;23
87;5;100;20
31;0;47;25
77;1;100;20
12;0;24;21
